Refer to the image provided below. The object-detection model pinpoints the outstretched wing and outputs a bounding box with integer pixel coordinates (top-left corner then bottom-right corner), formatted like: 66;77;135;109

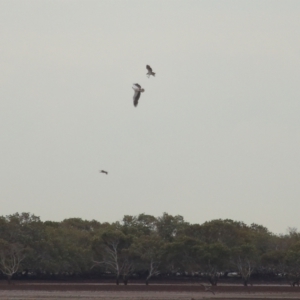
146;65;152;72
133;91;141;107
133;83;141;90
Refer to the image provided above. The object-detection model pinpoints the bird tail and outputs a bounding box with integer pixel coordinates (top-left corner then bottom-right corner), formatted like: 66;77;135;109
140;89;145;92
153;72;155;76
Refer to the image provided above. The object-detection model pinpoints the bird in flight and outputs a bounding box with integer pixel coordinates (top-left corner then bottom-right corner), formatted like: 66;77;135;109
132;83;145;107
200;284;215;295
99;170;108;175
146;65;155;78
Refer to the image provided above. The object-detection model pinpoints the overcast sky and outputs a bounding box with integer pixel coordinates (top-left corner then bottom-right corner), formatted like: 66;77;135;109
0;1;299;234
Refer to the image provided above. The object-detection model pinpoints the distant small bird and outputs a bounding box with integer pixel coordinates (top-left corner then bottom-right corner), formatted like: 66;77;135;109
132;83;145;107
146;65;155;78
99;170;108;175
200;284;215;295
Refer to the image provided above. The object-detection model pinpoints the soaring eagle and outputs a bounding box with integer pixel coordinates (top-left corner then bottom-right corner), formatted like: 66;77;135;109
132;83;145;107
99;170;108;175
146;65;155;78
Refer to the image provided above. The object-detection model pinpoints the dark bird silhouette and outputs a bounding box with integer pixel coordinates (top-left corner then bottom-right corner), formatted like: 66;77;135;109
99;170;108;175
132;83;145;107
200;284;215;295
146;65;155;77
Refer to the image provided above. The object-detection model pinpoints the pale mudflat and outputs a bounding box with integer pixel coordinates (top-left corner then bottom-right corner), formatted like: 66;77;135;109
0;290;300;300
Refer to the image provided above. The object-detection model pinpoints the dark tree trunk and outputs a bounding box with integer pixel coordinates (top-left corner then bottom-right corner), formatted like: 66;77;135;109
123;275;128;285
292;280;299;287
7;275;12;285
116;276;119;285
145;277;150;285
208;275;218;286
22;269;29;279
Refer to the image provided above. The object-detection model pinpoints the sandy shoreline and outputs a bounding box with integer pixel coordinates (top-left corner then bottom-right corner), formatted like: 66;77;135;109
0;283;300;299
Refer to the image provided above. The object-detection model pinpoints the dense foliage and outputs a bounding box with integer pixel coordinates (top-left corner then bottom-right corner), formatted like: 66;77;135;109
0;212;299;286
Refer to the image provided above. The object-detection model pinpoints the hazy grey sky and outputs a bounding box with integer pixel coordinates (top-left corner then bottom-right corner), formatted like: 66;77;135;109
1;1;299;234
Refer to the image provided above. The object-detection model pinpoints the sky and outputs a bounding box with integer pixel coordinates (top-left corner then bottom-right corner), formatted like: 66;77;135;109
0;1;299;234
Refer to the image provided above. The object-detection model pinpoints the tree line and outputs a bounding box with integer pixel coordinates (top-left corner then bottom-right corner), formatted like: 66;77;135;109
0;212;299;286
